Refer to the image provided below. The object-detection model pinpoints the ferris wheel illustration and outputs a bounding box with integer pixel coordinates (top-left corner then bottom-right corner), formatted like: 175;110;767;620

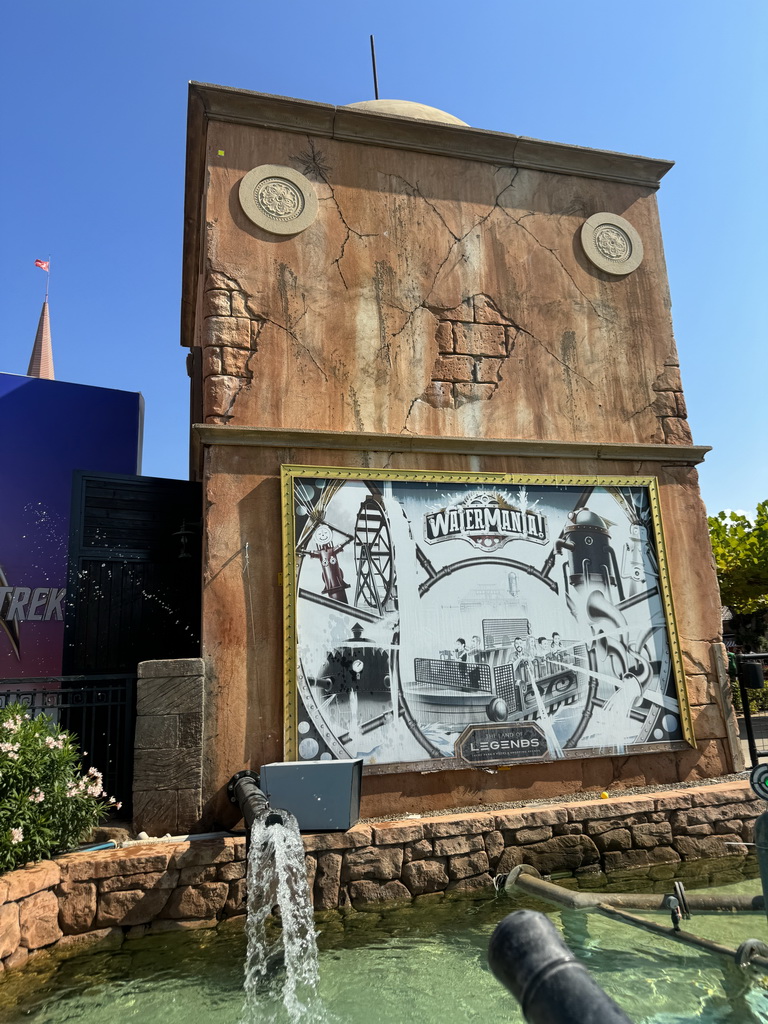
353;496;396;615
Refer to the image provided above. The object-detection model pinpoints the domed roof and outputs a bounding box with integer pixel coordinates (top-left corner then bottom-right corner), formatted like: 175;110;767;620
344;99;468;127
568;509;609;530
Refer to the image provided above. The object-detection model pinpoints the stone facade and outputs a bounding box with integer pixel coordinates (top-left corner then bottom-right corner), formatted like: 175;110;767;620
0;781;760;973
178;84;736;826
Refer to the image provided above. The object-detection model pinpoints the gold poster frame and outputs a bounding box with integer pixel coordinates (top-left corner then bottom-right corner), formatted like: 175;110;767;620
280;466;694;769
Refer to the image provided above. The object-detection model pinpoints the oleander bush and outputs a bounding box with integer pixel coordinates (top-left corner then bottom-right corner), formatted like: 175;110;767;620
0;702;119;873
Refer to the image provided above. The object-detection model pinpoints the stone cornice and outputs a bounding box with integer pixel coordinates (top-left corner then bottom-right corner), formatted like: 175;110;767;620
189;82;674;188
192;424;710;465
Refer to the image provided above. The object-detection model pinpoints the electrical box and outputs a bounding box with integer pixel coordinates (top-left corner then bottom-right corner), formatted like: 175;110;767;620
259;758;363;832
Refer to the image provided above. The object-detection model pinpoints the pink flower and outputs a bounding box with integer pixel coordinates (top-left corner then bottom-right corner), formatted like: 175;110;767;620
10;827;23;844
115;801;123;810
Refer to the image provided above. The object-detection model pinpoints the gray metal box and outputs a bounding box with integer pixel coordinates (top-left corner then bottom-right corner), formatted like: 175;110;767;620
259;758;363;832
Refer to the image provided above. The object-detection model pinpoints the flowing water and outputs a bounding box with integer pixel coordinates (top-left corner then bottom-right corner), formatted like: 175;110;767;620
242;812;326;1024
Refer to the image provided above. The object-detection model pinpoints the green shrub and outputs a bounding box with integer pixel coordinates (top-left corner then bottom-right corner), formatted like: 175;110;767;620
0;703;119;873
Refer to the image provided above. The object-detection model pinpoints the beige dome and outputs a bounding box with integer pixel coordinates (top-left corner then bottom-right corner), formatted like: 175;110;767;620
344;99;468;127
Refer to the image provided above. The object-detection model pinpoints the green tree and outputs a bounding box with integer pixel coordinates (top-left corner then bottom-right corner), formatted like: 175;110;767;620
708;501;768;614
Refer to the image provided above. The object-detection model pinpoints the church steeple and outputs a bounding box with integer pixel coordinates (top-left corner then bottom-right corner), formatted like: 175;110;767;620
27;299;54;379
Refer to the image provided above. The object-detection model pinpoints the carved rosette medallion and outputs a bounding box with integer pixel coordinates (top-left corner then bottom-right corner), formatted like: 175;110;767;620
239;164;318;235
580;213;644;275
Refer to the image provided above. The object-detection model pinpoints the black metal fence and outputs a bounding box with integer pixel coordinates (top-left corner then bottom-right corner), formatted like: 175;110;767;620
736;654;768;768
0;675;136;811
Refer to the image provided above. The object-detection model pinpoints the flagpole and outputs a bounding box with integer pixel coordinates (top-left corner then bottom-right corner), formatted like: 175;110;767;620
46;254;50;302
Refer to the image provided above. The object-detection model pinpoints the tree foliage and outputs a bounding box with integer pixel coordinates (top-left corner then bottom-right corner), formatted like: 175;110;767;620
708;501;768;614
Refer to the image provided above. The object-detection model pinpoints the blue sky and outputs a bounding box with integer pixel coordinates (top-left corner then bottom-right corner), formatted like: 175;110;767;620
1;1;765;516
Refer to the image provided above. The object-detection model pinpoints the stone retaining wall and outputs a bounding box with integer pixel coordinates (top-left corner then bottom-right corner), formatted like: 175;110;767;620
0;781;761;974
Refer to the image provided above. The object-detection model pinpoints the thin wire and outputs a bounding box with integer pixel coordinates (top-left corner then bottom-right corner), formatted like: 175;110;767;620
370;35;379;100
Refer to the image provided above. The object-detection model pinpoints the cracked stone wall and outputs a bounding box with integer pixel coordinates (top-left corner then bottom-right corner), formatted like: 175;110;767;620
196;125;691;446
185;116;733;827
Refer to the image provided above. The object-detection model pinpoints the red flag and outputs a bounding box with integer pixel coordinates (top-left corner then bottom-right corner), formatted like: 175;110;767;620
34;259;50;272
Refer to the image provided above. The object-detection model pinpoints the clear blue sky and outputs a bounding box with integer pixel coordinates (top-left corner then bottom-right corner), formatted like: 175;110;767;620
1;1;765;516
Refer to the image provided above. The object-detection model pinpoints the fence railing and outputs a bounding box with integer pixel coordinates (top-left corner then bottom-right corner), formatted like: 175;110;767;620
736;654;768;768
0;675;136;811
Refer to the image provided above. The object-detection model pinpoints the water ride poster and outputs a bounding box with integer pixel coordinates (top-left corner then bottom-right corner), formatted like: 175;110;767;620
281;467;693;774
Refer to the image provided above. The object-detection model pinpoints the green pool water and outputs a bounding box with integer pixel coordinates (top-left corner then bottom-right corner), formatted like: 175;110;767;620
1;881;768;1024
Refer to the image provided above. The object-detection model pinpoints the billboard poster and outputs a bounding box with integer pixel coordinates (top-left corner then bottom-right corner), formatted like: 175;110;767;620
281;467;692;774
0;374;143;679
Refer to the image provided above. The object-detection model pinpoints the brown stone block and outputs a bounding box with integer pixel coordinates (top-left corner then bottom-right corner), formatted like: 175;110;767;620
342;845;403;882
603;850;650;873
55;927;123;954
435;321;453;353
594;829;632;853
651;391;678;418
207;271;238;291
57;881;97;935
349;880;411;906
204;316;251;349
676;393;688;417
19;891;62;949
514;827;553;844
133;749;203;791
689;782;752;807
401;858;448;895
170;840;235;869
204;375;241;418
303;824;372;851
567;797;654;822
715;819;743;835
59;846;174;883
421;381;454;407
448;850;489;880
371;822;424;845
221;348;253;377
0;903;20;959
218;861;246;882
404;839;433;863
138;658;204;680
423;815;491;839
681;640;716;677
484;831;504;868
204;290;231;316
685;673;717;706
96;888;170;927
0;878;7;905
447;873;494;893
517;808;568;828
631;823;673;848
652;365;682;392
473;295;514;325
134;715;178;750
522;835;600;874
433;835;484;857
662;416;693;444
432;355;474;382
677;739;731;781
453;323;506;356
137;675;204;716
314;852;342;910
149;918;219;934
474;358;503;383
230;292;249;317
455;383;496;405
304;855;317;895
178;866;217;885
585;817;644;836
429;298;473;321
4;861;60;902
163;883;228;920
225;878;247;916
132;790;178;836
496;848;524;874
673;834;743;859
692;704;726;740
3;946;27;970
655;793;693;812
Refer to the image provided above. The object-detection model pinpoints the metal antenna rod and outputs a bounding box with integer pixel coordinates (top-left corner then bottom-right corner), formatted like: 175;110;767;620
370;35;379;100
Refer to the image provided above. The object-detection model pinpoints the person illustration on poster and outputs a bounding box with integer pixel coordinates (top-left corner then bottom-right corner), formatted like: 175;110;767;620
309;525;351;603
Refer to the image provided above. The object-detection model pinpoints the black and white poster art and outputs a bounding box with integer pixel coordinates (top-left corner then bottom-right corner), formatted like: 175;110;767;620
281;469;691;773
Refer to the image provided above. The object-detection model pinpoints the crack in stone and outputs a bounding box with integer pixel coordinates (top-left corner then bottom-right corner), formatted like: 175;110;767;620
516;325;596;387
401;394;421;433
304;137;378;288
500;208;616;325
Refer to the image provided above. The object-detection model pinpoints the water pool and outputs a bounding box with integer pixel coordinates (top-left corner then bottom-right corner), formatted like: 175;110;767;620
1;883;767;1024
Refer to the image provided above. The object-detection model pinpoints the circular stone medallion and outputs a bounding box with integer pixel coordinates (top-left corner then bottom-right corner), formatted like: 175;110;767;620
238;164;318;235
580;212;644;275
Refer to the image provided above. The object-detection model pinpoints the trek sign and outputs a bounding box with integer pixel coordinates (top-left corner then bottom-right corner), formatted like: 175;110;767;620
456;722;548;766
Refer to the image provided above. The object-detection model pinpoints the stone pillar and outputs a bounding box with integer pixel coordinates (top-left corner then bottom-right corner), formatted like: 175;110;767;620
133;659;206;836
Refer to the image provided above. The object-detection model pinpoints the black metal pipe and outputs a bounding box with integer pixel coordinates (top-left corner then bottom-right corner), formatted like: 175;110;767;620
228;771;284;830
488;910;633;1024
